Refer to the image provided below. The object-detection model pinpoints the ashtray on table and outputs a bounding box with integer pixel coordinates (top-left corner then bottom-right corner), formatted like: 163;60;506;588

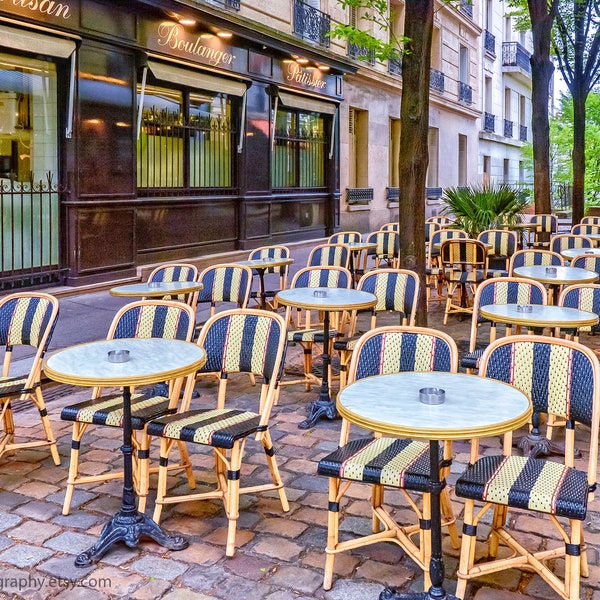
545;267;557;276
313;289;328;298
107;349;130;363
516;304;533;313
147;281;163;289
419;387;445;405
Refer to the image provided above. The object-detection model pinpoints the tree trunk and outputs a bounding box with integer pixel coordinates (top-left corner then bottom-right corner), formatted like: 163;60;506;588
571;91;587;223
398;0;433;326
528;0;557;215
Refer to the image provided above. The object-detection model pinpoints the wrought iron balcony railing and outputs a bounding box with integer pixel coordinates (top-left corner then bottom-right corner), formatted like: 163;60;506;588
519;124;528;142
458;81;473;104
293;0;331;48
388;56;402;76
504;119;514;138
348;42;375;65
430;68;444;93
199;0;240;9
460;0;473;18
484;30;496;55
502;42;531;73
484;112;495;133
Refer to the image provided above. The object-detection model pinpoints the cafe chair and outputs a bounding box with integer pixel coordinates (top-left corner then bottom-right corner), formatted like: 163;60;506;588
508;248;564;275
460;277;547;374
145;263;199;309
424;221;441;244
317;326;460;591
379;222;400;232
550;233;593;255
440;238;487;325
334;269;420;390
557;283;600;345
60;300;196;515
571;253;600;278
328;231;362;244
278;266;352;395
426;228;468;303
365;230;400;269
477;229;518;277
148;309;289;557
425;215;454;226
247;245;290;310
571;223;600;238
307;243;351;270
455;335;600;600
0;292;60;466
529;213;558;248
580;215;600;226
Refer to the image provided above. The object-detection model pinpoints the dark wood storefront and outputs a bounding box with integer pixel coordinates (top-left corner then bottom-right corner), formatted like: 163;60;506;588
0;0;354;287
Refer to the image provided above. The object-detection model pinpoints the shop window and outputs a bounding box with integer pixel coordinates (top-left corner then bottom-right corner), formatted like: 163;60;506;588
272;109;326;190
137;82;235;192
389;117;401;188
427;127;439;188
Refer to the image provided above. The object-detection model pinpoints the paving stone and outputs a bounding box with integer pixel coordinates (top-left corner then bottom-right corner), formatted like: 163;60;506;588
169;541;222;566
43;531;99;555
52;588;106;600
13;480;61;500
354;559;414;589
14;500;63;521
37;555;95;581
224;553;279;581
0;511;23;532
52;512;103;530
323;578;385;600
96;544;140;567
265;564;322;594
129;555;189;579
7;520;61;544
162;590;214;600
85;565;145;597
254;516;308;538
46;489;97;509
126;577;172;600
0;542;54;567
0;535;14;550
211;572;273;599
0;490;30;510
180;564;228;592
473;587;539;600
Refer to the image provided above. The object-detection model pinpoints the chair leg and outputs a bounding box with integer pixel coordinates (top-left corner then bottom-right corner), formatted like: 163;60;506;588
63;422;88;515
152;437;176;524
263;431;289;512
34;388;60;466
323;477;341;591
0;400;15;458
567;520;582;600
455;498;476;600
224;443;242;557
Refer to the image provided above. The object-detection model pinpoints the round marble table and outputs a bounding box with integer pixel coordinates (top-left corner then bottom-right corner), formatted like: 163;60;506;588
345;241;377;286
236;257;295;309
276;287;377;429
44;338;206;566
338;371;531;600
513;265;598;303
560;247;600;261
110;280;203;300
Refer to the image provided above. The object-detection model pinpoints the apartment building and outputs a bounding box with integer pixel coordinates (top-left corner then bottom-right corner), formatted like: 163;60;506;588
0;0;532;288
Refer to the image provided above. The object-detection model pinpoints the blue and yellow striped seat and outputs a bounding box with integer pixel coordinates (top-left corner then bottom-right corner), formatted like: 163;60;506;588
247;245;290;310
477;229;518;277
558;283;600;338
0;292;60;466
280;266;352;393
318;326;460;591
571;223;600;237
334;268;420;389
147;309;288;557
60;300;196;516
426;228;468;303
455;336;600;600
145;263;199;308
530;213;558;248
460;278;547;373
571;254;600;277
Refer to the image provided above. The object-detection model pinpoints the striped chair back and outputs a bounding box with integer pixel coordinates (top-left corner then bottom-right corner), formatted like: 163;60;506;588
357;268;420;325
110;300;196;342
571;254;600;277
427;228;468;266
248;245;290;276
530;214;558;247
198;309;286;381
508;249;563;274
581;216;600;226
0;293;58;351
197;263;252;315
146;263;199;307
366;230;400;266
328;231;362;244
307;243;351;269
550;234;593;254
558;283;600;334
425;221;441;243
571;224;600;236
440;239;487;271
349;326;458;382
477;230;518;261
379;222;400;232
291;265;352;289
426;216;454;226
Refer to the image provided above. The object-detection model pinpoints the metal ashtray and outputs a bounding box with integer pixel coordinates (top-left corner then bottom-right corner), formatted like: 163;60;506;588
545;267;557;276
419;387;445;405
107;349;130;363
261;256;271;262
147;281;163;289
516;304;533;313
313;289;328;298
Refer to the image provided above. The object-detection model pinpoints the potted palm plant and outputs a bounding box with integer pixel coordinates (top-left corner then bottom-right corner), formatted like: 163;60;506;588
441;183;530;238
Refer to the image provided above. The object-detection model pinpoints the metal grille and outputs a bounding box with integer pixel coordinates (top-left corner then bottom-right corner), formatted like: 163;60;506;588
460;0;473;18
346;188;373;205
137;106;236;195
519;124;528;142
504;119;514;138
484;112;495;133
459;82;473;104
348;43;375;65
0;173;66;290
484;30;496;55
389;57;402;75
293;0;331;48
502;42;532;73
430;68;445;93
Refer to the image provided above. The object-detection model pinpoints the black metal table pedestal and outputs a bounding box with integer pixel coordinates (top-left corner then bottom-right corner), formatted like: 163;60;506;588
299;310;337;429
515;410;580;458
379;440;458;600
75;386;188;566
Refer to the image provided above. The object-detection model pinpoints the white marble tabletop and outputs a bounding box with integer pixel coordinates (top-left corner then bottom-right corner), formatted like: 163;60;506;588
337;372;531;440
276;287;377;311
110;281;203;297
44;338;206;387
479;303;599;328
514;265;599;285
561;247;600;260
346;242;377;251
237;257;294;269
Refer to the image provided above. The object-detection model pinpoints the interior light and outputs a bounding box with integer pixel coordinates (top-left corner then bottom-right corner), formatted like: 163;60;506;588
217;31;233;39
179;18;196;26
318;65;331;71
296;58;309;65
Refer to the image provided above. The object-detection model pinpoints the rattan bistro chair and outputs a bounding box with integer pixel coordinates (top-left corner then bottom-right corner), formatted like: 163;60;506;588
145;263;200;308
60;300;196;515
247;245;291;310
455;335;600;600
307;243;351;270
318;326;460;591
0;292;60;466
508;248;564;275
148;309;289;557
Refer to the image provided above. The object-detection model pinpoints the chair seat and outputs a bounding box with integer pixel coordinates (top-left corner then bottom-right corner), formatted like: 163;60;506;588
333;336;360;352
61;392;174;430
0;376;34;398
444;269;486;283
147;408;262;449
487;269;510;278
317;436;442;492
288;328;339;343
455;455;590;520
460;348;485;371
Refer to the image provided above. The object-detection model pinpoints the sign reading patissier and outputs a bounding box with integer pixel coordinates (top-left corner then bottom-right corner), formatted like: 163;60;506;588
0;0;80;24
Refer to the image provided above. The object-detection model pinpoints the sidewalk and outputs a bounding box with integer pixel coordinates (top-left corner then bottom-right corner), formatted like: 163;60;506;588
1;250;600;600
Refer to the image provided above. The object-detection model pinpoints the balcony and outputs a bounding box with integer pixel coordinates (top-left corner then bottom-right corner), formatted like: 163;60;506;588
199;0;240;9
520;124;528;142
388;56;402;76
460;0;473;19
458;81;473;105
484;30;496;56
293;0;331;48
484;112;495;133
430;68;444;93
504;119;514;138
502;42;531;83
348;42;375;65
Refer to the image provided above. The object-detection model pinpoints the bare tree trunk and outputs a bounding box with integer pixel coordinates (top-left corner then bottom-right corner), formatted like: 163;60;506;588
528;0;558;215
398;0;433;326
571;91;587;223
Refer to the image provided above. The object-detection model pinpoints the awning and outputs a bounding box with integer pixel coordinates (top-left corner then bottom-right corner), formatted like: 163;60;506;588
0;24;76;58
148;60;246;97
278;90;337;115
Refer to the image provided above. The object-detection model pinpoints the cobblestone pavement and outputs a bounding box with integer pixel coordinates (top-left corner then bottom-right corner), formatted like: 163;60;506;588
1;261;600;599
